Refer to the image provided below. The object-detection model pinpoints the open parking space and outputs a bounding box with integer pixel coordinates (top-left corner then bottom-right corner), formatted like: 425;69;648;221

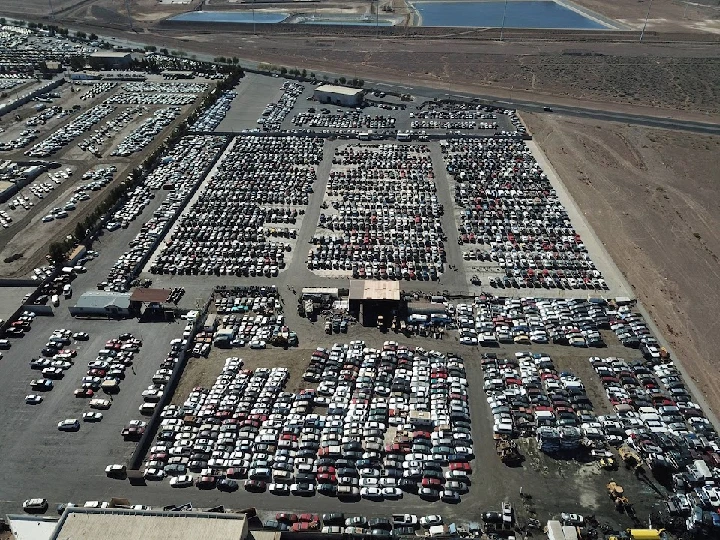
215;74;287;132
0;311;184;510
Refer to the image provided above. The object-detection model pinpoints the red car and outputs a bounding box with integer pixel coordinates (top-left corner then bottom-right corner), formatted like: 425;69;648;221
317;473;336;483
422;477;442;487
298;514;319;523
317;466;335;474
449;462;472;472
276;513;298;523
74;388;94;398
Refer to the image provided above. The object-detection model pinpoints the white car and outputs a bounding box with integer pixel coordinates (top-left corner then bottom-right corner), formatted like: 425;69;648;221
23;498;48;512
57;419;80;431
169;475;194;488
269;483;290;495
89;398;111;409
361;486;382;499
83;501;109;509
105;464;126;478
25;394;43;405
382;487;403;498
420;515;443;527
83;411;103;422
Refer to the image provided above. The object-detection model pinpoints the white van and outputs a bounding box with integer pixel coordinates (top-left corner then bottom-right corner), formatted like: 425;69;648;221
51;294;60;307
63;284;72;299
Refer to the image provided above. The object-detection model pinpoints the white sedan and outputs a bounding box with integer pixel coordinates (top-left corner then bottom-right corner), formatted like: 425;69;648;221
169;475;194;488
360;487;382;499
25;394;43;405
382;487;403;499
83;411;103;422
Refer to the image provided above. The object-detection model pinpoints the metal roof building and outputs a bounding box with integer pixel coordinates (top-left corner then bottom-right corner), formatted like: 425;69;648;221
314;84;363;106
349;280;400;301
69;291;132;318
349;280;401;327
50;508;248;540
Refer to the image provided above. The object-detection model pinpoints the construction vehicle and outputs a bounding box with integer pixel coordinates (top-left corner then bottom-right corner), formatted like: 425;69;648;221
600;456;617;470
618;445;644;471
607;481;634;513
495;438;523;465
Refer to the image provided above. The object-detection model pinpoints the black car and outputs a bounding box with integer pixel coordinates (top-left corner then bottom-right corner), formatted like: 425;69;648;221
322;513;345;525
368;518;392;530
217;479;239;492
394;527;416;536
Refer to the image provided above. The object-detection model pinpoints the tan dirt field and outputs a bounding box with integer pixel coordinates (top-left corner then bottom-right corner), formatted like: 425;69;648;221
524;112;720;420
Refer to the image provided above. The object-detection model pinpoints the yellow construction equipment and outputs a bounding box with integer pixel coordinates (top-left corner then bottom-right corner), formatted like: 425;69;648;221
618;445;643;470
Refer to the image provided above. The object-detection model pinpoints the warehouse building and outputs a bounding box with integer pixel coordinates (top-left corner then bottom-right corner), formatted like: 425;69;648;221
88;51;133;69
49;508;249;540
313;84;363;107
69;291;133;318
349;280;401;327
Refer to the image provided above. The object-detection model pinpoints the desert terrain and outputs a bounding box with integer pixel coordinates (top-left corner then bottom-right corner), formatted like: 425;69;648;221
524;112;720;420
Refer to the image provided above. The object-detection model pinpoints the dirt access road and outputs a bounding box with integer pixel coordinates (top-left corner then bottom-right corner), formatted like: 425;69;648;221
524;112;720;420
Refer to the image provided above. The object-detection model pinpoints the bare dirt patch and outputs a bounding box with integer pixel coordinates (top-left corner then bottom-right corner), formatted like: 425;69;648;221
524;111;720;419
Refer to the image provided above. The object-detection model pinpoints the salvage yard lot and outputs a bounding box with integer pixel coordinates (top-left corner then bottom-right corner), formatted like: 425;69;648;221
154;319;665;525
0;77;212;279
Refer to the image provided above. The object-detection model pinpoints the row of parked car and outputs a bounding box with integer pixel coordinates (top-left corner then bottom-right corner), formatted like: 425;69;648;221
123;81;209;94
143;342;474;502
258;81;303;131
79;81;117;101
453;296;632;349
292;111;396;130
481;351;594;450
411;121;495;130
190;89;236;131
102;135;228;291
111;106;180;156
78;105;146;155
24;103;115;157
310;144;445;280
149;136;321;277
105;92;197;106
441;137;601;287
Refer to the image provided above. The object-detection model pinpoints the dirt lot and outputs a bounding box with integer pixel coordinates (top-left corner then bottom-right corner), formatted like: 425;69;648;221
116;31;720;117
572;0;720;33
524;112;720;421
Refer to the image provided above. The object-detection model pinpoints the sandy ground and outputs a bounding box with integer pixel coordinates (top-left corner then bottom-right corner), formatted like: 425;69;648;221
524;112;720;420
569;0;720;34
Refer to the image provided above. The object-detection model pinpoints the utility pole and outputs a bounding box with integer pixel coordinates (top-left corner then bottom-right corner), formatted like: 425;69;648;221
500;0;509;41
639;0;653;42
124;0;134;32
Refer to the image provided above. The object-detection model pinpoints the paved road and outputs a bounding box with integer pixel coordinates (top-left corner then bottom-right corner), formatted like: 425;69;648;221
87;32;720;137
